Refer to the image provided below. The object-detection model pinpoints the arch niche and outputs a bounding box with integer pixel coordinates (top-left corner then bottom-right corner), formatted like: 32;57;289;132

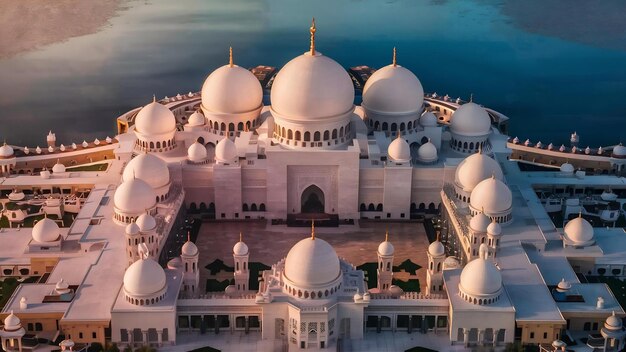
301;185;325;213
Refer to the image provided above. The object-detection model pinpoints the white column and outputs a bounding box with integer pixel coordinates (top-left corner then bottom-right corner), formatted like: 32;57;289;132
142;330;148;345
463;328;469;347
157;330;163;346
478;329;485;346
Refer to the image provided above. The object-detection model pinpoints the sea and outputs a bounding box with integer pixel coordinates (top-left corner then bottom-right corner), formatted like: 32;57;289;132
1;0;626;147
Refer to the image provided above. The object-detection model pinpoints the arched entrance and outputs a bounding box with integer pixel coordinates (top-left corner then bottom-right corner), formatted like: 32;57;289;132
301;185;325;213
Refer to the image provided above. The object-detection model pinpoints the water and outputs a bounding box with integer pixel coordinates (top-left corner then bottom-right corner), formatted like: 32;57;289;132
1;0;626;147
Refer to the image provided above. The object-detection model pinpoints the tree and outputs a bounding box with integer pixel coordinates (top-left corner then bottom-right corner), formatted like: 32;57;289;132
88;342;104;352
105;343;120;352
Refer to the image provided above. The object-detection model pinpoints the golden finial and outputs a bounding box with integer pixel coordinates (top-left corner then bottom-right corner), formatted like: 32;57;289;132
311;219;315;240
309;18;316;55
187;231;191;242
436;232;440;242
239;231;243;242
392;47;397;67
385;229;389;242
229;46;234;68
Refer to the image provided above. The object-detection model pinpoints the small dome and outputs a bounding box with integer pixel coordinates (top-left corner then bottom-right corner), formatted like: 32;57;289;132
0;143;14;157
167;256;182;270
563;214;594;246
122;153;170;191
605;311;623;330
556;278;571;292
450;102;491;136
187;111;205;127
125;221;140;236
389;285;403;295
32;217;60;243
378;236;394;256
444;256;461;269
123;255;166;297
487;219;502;236
455;152;503;193
114;178;156;214
470;176;512;215
134;100;176;136
612;144;626;157
182;239;198;257
215;137;238;164
201;64;263;114
419;111;438;127
233;240;249;256
187;141;208;163
4;311;21;331
284;236;340;287
362;64;424;115
388;135;411;163
417;140;438;163
353;291;363;301
271;52;354;122
428;240;445;257
470;211;492;233
136;213;156;232
55;278;70;293
459;244;502;298
52;161;65;173
560;163;575;174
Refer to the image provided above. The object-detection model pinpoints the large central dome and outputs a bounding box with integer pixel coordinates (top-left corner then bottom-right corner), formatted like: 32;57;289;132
271;52;354;121
284;236;341;287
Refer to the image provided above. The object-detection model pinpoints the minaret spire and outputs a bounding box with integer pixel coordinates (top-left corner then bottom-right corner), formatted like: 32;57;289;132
239;231;243;242
392;47;397;67
229;46;234;67
469;93;474;103
309;18;316;55
152;94;156;103
311;219;315;240
385;229;389;242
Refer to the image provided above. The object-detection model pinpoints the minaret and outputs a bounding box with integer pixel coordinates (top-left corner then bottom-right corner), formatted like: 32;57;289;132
486;218;502;258
124;220;141;266
181;232;199;297
47;131;56;148
377;230;394;291
233;232;249;292
426;234;446;295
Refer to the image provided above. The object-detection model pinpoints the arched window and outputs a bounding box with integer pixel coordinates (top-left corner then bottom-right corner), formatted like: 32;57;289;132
314;131;321;141
288;130;293;139
221;122;226;131
332;129;338;139
323;130;329;140
386;262;390;270
242;204;249;212
236;262;239;271
360;203;366;211
295;131;301;141
259;203;266;211
282;127;286;137
304;131;311;141
408;121;412;130
229;123;235;132
246;121;251;130
376;204;383;211
214;122;219;130
238;122;244;131
149;141;154;149
437;262;441;271
400;122;405;131
368;203;375;211
382;122;388;131
251;203;258;212
469;142;474;150
156;141;161;149
339;126;344;137
391;123;397;132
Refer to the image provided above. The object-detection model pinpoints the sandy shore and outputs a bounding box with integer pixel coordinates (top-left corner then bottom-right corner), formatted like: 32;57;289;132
0;0;125;58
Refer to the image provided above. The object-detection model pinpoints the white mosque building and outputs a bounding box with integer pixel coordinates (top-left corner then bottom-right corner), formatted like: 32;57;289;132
0;19;625;352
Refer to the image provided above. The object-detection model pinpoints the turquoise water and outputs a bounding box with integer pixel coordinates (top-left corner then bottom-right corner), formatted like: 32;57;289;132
1;0;625;146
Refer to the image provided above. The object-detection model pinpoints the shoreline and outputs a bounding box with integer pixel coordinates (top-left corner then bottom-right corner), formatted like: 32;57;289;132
0;0;126;59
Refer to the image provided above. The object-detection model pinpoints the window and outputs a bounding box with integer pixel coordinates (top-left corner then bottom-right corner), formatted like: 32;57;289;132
79;332;83;339
543;332;547;339
530;332;534;339
92;332;97;339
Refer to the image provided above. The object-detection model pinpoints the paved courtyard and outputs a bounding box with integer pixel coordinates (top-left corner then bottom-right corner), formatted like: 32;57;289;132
195;219;432;294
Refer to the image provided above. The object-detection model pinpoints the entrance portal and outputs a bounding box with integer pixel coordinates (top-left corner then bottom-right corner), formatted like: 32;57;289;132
301;185;325;213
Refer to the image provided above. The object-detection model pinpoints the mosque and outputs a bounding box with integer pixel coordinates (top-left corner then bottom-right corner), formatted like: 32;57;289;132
0;19;625;352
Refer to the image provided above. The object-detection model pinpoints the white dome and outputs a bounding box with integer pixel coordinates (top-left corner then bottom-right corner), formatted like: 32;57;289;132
134;100;176;136
605;311;623;330
215;137;238;164
136;213;156;232
459;245;502;297
564;215;594;246
419;111;438;127
182;239;198;257
284;236;340;287
125;221;140;236
378;238;394;256
470;212;491;233
233;240;249;256
201;64;263;114
32;217;60;243
428;240;445;257
560;163;575;173
4;312;21;331
613;144;626;157
114;178;156;214
271;52;354;121
450;102;491;136
388;135;411;163
470;176;512;215
362;64;424;115
52;161;66;173
417;140;438;163
187;142;208;162
122;153;170;190
487;219;502;236
455;152;503;193
123;256;166;297
0;143;14;158
187;111;205;126
556;278;571;292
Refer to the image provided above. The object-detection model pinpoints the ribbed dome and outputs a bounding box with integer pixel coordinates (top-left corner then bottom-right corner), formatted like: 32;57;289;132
122;153;170;190
459;244;502;297
362;64;424;115
4;312;21;331
487;219;502;236
455;152;503;193
420;111;438;127
136;213;156;232
450;102;491;136
470;176;512;215
135;100;176;136
378;239;394;256
187;111;205;126
126;221;140;236
284;236;340;287
428;240;445;257
612;144;626;157
470;212;491;233
32;217;60;243
215;137;238;164
114;178;156;214
564;215;594;246
52;161;66;173
201;64;263;114
233;241;249;256
388;135;411;163
182;239;198;256
187;141;208;163
271;52;354;121
123;256;166;296
417;140;438;163
0;143;14;158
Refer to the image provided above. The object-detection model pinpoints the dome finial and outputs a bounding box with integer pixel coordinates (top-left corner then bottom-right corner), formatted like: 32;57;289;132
311;219;315;240
309;18;316;55
239;231;243;243
469;93;474;102
229;46;234;68
385;229;389;242
187;231;191;242
152;94;156;103
478;142;483;154
436;232;440;242
578;210;582;218
392;47;397;67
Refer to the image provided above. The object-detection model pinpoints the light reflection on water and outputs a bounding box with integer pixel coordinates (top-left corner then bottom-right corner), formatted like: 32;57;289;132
0;0;625;146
